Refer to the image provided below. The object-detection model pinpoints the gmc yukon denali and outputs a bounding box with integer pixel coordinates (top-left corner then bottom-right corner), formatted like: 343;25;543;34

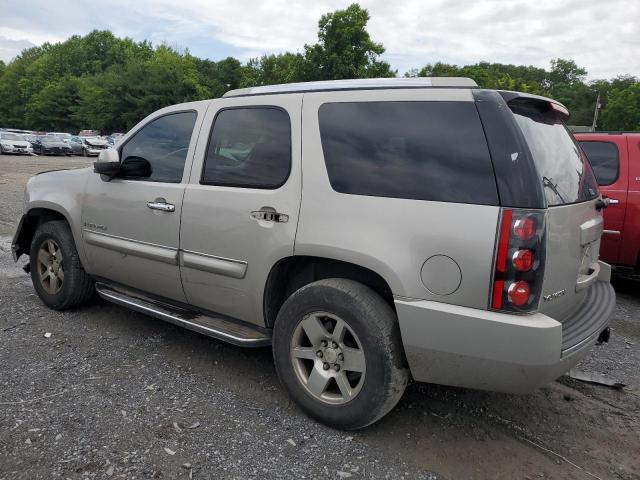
12;78;616;429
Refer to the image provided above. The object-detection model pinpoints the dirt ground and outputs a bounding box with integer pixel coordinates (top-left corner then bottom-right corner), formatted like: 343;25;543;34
0;154;639;480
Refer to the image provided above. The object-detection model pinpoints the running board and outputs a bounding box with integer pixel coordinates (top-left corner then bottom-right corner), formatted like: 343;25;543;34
95;283;271;347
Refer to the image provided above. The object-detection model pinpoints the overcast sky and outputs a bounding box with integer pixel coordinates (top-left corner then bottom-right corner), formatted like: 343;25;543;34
1;0;638;80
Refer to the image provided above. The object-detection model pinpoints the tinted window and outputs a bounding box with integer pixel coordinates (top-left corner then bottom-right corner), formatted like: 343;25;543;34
202;108;291;188
120;111;197;183
579;141;619;186
318;102;498;204
510;104;598;206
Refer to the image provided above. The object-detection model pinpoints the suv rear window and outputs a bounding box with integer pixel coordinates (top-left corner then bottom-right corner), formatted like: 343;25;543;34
578;141;619;186
509;100;599;206
318;101;498;205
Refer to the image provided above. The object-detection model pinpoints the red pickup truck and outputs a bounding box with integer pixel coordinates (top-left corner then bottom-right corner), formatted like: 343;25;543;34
575;133;640;275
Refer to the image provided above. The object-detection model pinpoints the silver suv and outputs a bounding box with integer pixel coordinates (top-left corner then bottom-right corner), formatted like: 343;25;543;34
12;78;616;429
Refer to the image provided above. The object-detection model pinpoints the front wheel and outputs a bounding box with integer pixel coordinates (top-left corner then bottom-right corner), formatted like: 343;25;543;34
273;279;409;429
30;220;95;310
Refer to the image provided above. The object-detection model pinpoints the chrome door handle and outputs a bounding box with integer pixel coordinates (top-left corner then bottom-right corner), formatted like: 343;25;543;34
250;208;289;223
147;201;175;212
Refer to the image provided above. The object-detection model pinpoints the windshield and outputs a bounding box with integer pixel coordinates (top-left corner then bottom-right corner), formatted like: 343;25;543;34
1;133;25;141
511;104;599;206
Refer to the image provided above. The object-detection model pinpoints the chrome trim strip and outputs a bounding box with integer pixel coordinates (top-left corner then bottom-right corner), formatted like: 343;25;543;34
82;230;247;276
602;230;621;236
83;229;178;265
180;249;247;279
96;285;269;346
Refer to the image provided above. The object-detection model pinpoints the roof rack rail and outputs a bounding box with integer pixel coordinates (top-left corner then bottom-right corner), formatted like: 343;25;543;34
223;77;478;98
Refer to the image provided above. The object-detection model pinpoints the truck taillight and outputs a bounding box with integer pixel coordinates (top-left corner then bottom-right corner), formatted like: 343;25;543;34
512;249;533;272
490;208;546;312
507;280;530;306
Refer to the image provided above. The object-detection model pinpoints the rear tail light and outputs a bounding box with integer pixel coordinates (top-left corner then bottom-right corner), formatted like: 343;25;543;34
513;217;536;241
512;249;533;272
507;280;531;306
490;208;546;312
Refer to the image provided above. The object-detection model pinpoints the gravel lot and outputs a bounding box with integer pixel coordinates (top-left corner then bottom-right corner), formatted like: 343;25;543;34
1;154;639;480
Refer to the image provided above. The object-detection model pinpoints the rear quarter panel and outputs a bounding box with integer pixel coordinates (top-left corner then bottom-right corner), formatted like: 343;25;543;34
297;89;500;309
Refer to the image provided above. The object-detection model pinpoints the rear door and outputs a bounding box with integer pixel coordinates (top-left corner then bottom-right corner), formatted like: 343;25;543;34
179;94;302;326
577;136;629;264
508;98;603;321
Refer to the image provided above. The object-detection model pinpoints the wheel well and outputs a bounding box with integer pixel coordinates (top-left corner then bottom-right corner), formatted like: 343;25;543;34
263;256;395;328
14;208;68;259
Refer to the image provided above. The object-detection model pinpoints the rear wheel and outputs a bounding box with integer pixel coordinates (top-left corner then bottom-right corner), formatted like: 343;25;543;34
273;279;409;429
30;221;94;310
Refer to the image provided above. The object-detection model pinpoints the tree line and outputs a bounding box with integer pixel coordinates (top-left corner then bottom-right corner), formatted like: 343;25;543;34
0;3;638;133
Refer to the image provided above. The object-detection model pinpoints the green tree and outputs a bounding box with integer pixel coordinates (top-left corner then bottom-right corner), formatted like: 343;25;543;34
303;3;394;80
240;53;306;87
600;82;640;131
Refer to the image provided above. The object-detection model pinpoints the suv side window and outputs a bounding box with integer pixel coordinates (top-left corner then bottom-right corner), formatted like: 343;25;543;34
578;141;619;186
202;107;291;189
120;111;197;183
318;101;498;205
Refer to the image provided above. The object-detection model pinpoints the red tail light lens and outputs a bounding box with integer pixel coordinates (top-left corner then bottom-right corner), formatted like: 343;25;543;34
507;281;530;306
490;209;546;313
512;249;533;272
513;216;536;241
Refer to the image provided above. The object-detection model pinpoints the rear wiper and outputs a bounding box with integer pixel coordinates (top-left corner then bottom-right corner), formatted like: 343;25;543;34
542;176;566;204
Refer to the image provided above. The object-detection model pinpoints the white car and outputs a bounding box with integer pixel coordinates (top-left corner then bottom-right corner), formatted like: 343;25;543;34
0;132;33;155
82;137;109;156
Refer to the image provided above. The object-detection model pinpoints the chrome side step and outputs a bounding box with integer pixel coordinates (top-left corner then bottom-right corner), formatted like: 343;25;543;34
95;283;271;347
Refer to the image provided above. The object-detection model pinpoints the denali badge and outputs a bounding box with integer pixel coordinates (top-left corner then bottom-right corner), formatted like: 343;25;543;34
543;289;566;302
84;222;107;231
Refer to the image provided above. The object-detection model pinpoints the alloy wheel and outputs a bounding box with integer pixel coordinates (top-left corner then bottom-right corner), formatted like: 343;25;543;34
290;312;366;405
37;239;64;295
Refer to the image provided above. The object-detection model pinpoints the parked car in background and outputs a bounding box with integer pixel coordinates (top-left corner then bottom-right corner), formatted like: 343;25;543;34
0;132;33;155
32;135;72;156
12;78;615;429
23;134;40;148
68;136;85;155
81;136;109;156
576;132;640;276
79;129;100;137
46;132;72;144
105;133;124;146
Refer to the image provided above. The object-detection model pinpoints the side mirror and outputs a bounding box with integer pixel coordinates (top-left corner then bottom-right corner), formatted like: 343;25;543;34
120;156;152;178
93;148;121;181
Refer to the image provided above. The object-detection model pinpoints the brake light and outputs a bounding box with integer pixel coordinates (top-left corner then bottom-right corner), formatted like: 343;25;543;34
512;249;533;272
549;102;570;118
490;209;546;312
508;281;530;306
513;217;535;241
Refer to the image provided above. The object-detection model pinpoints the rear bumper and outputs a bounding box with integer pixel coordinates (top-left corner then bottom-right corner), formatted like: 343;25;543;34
395;280;615;394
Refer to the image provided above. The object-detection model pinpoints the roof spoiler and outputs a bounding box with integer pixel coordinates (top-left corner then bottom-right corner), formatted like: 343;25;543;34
499;91;570;122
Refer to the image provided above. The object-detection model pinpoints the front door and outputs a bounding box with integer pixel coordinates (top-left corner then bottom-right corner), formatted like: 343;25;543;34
179;95;302;326
81;108;204;302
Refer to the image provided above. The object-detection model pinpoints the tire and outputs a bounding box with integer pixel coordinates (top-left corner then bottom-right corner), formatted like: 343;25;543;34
29;220;94;310
272;278;409;429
